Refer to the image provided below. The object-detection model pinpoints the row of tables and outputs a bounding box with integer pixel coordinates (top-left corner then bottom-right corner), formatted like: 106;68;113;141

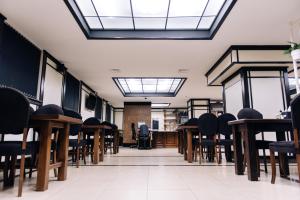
177;119;292;181
30;114;117;191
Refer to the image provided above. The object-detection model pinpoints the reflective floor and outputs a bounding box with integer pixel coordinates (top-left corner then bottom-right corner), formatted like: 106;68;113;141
0;148;299;200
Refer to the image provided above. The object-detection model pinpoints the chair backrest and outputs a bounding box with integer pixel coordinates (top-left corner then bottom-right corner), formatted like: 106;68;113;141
237;108;263;119
217;113;236;136
198;113;218;137
131;123;137;140
34;104;64;115
83;117;101;125
63;108;82;136
139;124;149;137
83;117;101;134
101;121;113;136
0;87;30;134
185;118;199;126
291;94;300;130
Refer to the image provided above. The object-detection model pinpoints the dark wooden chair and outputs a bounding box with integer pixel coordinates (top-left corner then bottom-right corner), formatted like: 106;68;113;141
237;108;271;173
198;113;219;164
101;121;114;154
270;94;300;184
82;117;101;162
63;108;86;168
217;113;236;163
33;104;64;177
138;125;151;149
0;87;32;197
182;118;199;162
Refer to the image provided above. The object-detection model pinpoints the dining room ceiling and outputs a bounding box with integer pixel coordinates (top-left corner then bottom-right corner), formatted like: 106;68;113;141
0;0;299;107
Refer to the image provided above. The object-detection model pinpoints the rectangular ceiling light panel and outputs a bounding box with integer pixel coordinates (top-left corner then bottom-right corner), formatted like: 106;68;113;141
113;77;186;97
67;0;236;39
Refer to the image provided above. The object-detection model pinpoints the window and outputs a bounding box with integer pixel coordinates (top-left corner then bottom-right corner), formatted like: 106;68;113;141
64;0;236;39
113;77;186;97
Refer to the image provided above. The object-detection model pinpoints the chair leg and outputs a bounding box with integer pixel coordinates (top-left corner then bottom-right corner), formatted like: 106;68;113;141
256;149;260;177
263;149;268;173
278;153;287;178
199;145;202;164
218;145;222;164
215;145;219;164
296;154;300;182
76;146;80;168
270;150;276;184
83;146;87;165
53;131;58;177
9;155;17;186
3;155;10;188
53;149;58;177
18;128;29;197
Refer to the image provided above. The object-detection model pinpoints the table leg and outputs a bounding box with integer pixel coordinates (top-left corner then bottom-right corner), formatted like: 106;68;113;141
244;126;259;181
177;132;181;153
180;132;184;154
225;135;233;162
113;131;118;154
100;129;105;162
276;131;290;176
187;129;193;163
57;123;70;181
233;125;244;175
184;130;187;160
36;122;52;191
93;129;100;164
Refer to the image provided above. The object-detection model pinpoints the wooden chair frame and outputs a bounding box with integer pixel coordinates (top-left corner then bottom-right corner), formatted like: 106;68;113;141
270;128;300;184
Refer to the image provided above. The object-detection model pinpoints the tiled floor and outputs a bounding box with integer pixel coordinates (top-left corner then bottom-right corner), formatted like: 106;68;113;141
1;148;299;200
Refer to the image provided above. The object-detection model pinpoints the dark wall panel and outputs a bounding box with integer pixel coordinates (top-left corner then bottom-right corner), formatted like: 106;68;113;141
0;23;41;99
106;103;111;122
95;97;102;120
63;72;80;111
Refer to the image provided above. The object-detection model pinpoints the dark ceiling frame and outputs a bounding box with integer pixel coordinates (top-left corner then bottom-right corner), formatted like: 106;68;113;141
64;0;237;40
112;77;187;97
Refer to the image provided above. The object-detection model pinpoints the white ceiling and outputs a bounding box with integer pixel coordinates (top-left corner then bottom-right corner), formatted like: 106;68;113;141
0;0;299;107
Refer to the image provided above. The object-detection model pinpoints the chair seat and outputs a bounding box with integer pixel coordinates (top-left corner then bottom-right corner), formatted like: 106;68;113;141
69;139;86;147
139;136;149;140
201;140;217;146
0;141;38;156
218;139;233;146
269;141;298;153
255;140;272;149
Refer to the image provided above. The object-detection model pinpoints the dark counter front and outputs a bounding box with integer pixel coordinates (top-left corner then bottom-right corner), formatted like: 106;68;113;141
151;130;178;148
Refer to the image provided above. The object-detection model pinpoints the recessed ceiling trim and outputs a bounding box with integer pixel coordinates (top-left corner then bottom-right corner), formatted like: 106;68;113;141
113;77;186;97
64;0;236;40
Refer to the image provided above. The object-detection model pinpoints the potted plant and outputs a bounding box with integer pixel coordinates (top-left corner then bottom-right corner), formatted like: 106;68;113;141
285;42;300;60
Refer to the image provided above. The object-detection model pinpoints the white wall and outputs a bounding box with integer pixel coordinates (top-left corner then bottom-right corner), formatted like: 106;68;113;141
250;77;286;142
102;101;106;121
80;89;95;120
224;76;243;117
114;110;123;129
42;59;63;106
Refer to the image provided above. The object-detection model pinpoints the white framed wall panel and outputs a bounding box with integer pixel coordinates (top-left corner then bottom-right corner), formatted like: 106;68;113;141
80;89;95;120
224;80;243;117
114;110;124;129
151;111;165;130
42;64;63;106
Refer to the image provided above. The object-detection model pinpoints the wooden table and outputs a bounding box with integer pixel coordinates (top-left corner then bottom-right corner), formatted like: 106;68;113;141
228;119;292;181
151;130;178;148
30;114;82;191
177;125;198;163
81;125;111;164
